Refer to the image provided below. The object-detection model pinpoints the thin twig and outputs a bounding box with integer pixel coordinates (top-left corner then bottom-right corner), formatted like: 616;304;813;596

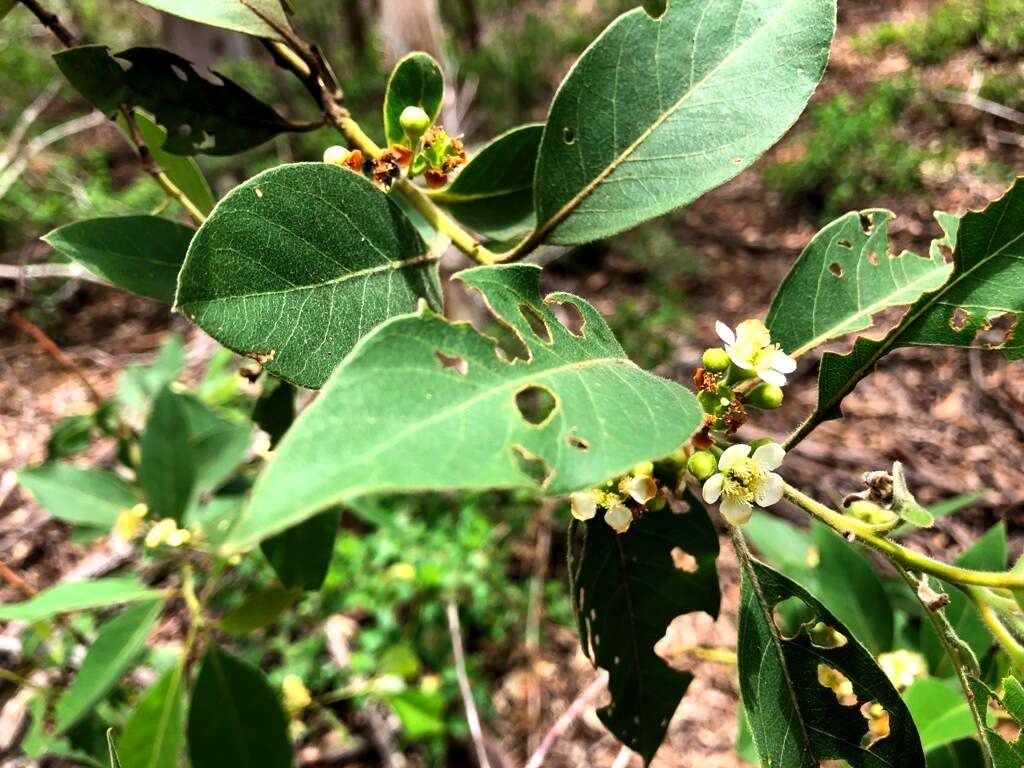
0;560;36;598
940;88;1024;126
523;671;608;768
0;111;106;200
0;80;61;170
0;262;107;285
445;599;493;768
6;309;104;405
15;0;76;46
610;746;633;768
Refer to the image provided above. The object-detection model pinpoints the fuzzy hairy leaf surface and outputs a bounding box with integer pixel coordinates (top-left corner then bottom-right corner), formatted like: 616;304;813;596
801;179;1024;440
570;495;719;764
766;210;952;356
128;0;292;39
177;163;442;388
738;557;924;767
382;52;444;147
532;0;836;245
54;46;296;155
231;265;702;551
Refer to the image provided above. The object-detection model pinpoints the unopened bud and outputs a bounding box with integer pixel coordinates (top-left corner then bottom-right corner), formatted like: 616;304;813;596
686;450;718;481
702;347;731;373
400;106;432;143
323;145;350;167
746;382;785;410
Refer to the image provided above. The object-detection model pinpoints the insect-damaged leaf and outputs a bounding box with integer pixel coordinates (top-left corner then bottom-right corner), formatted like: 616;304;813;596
382;52;444;147
570;494;720;764
127;0;293;40
177;163;442;389
796;177;1024;444
738;556;925;767
54;45;299;155
766;210;952;357
532;0;835;245
229;264;702;552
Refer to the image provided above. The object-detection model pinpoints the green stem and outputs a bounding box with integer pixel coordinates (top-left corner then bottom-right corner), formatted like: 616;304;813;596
969;587;1024;672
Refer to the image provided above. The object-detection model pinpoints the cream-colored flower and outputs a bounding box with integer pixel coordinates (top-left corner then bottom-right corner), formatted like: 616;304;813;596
282;674;312;716
570;490;600;521
621;474;657;505
702;442;785;525
144;518;192;549
877;650;927;690
715;319;797;386
113;503;148;543
604;503;633;534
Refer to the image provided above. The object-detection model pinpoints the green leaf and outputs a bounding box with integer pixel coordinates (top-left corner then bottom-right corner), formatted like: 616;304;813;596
0;0;17;21
128;0;292;39
437;124;543;240
570;496;720;763
252;377;295;448
219;585;300;634
383;52;444;147
177;163;442;389
118;664;185;768
904;678;979;754
971;676;1024;767
17;464;138;529
744;513;815;575
55;599;163;733
188;646;292;768
43;216;194;303
531;0;835;245
118;333;186;414
177;393;251;493
261;510;338;591
385;689;446;738
54;46;297;156
800;178;1024;442
891;492;986;539
139;387;198;522
737;555;924;767
46;414;96;460
921;523;1006;677
0;577;160;622
118;111;216;215
766;210;952;356
231;264;703;551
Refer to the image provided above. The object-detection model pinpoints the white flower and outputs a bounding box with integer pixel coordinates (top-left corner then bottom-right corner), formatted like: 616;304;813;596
877;650;927;690
604;503;633;534
702;442;785;525
570;491;599;521
622;474;657;505
715;319;797;386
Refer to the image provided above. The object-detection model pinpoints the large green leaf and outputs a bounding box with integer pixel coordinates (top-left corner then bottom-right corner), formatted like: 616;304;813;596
54;46;297;156
128;0;292;39
119;111;216;215
382;52;444;147
187;646;292;768
43;216;194;303
766;210;952;357
796;178;1024;444
118;663;185;768
55;599;163;733
437;124;543;240
230;264;702;551
570;496;720;763
139;387;197;522
260;510;338;590
176;163;442;389
0;578;160;622
531;0;835;245
904;678;980;755
737;556;924;767
17;464;138;529
177;393;251;493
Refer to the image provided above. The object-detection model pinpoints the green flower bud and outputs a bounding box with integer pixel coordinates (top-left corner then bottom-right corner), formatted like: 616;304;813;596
746;382;785;410
323;145;350;167
399;106;432;143
846;500;899;528
702;347;731;373
686;450;718;481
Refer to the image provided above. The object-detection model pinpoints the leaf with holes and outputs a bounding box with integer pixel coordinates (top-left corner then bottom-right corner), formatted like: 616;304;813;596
383;52;444;147
43;216;194;303
969;676;1024;767
766;210;952;357
54;46;299;155
570;495;720;764
127;0;292;39
436;124;543;240
229;264;702;551
796;178;1024;443
531;0;835;245
177;163;442;388
737;555;925;767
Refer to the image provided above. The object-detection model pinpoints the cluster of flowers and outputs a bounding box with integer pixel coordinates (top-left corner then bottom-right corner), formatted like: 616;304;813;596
569;461;663;534
113;503;195;549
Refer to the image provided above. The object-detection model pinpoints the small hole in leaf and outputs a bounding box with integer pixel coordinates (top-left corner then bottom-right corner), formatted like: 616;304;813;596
859;212;877;235
817;663;856;706
868;249;879;266
515;385;557;426
486;320;529;363
838;239;853;249
562;126;576;144
512;445;551;485
772;596;816;639
808;621;848;649
520;304;551;343
671;547;698;573
860;701;891;748
976;312;1017;349
171;64;188;82
731;156;744;165
435;350;468;375
551;300;585;337
829;262;843;277
567;434;590;451
178;123;192;137
950;306;970;332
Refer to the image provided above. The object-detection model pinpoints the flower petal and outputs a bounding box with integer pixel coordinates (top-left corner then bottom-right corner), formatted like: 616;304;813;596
755;472;784;508
604;503;633;534
772;349;798;373
702;473;724;504
720;496;754;525
752;442;786;471
715;321;736;346
728;348;755;370
570;491;598;521
758;368;787;386
718;444;751;471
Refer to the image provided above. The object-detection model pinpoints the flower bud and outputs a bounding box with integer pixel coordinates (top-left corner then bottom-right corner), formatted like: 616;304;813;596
846;500;898;528
323;145;350;167
746;382;785;410
702;347;731;373
400;106;432;143
686;450;718;481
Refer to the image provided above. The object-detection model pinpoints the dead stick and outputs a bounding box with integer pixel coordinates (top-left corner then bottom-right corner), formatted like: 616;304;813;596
7;309;103;406
523;671;609;768
0;559;36;598
446;599;493;768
